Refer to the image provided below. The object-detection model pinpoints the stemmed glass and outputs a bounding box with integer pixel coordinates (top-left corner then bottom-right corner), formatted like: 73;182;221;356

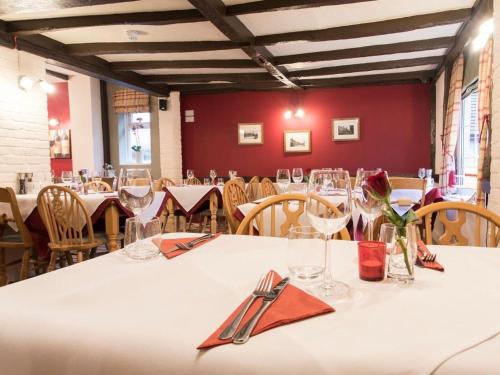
61;171;73;186
186;169;194;181
117;168;154;217
354;170;386;241
228;170;237;180
418;168;426;179
276;169;291;193
292;168;304;183
306;169;352;299
209;169;217;184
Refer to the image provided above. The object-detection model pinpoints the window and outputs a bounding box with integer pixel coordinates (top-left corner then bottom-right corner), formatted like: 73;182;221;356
455;83;479;188
118;112;151;165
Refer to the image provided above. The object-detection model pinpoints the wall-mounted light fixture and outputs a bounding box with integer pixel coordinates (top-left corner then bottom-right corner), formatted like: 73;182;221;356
48;118;60;127
18;75;34;91
283;107;305;119
39;80;55;94
472;18;494;51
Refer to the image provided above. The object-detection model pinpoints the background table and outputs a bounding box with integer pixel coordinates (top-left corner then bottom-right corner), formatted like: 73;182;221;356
0;234;498;374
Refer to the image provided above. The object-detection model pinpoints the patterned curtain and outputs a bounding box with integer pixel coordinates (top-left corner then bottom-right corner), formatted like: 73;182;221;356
113;89;150;113
440;54;464;194
476;39;493;206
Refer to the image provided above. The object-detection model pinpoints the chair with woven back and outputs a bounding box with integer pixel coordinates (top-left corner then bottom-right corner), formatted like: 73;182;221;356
415;201;500;247
84;180;112;193
37;185;106;271
223;180;249;234
0;187;34;286
260;177;277;197
236;193;351;240
245;176;260;202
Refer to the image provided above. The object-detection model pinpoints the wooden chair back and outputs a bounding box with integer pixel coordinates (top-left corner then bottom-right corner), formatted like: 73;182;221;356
84;180;112;192
0;187;32;246
37;185;96;248
415;201;500;247
245;176;260;201
223;180;249;234
389;177;426;206
236;193;351;240
186;177;202;185
130;177;152;186
154;177;176;191
234;177;245;190
261;177;277;197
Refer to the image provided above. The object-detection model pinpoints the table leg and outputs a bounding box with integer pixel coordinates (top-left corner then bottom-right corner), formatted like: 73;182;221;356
105;202;120;251
209;192;218;234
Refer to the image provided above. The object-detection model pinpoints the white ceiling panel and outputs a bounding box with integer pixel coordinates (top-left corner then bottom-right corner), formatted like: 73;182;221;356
136;68;266;75
1;0;193;21
301;65;438;80
237;0;475;36
42;22;228;44
99;49;252;62
268;24;461;56
283;49;447;71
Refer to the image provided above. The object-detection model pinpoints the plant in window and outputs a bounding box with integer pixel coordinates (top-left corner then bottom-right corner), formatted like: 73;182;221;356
130;117;144;153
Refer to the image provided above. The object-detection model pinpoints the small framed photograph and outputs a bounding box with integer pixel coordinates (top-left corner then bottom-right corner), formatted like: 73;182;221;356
332;118;360;141
238;123;264;145
284;130;311;153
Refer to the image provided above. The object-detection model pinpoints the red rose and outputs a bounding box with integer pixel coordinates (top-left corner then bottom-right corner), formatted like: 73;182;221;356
366;171;391;200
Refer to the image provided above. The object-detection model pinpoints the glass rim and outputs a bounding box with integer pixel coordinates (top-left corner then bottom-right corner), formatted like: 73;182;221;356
358;240;386;249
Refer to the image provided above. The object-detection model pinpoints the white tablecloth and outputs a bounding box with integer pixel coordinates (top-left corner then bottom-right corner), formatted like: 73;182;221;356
0;234;498;375
166;186;223;213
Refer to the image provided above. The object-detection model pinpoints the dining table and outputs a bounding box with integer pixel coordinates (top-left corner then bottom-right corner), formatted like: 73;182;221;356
0;233;498;374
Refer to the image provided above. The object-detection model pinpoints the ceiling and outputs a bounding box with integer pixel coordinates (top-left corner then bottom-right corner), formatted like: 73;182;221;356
0;0;484;95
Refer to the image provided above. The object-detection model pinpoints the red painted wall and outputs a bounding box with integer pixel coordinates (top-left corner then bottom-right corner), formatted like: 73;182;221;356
47;82;72;176
181;84;432;177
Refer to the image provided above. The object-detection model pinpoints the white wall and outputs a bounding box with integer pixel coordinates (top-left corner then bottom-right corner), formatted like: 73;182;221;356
490;5;500;212
0;46;50;184
158;92;182;179
68;74;103;172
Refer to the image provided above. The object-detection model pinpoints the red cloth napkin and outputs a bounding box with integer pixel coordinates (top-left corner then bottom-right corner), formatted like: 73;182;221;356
198;271;335;350
417;240;444;272
153;234;220;259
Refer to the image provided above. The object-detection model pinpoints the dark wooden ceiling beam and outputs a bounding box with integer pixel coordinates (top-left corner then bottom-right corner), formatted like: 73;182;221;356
255;9;471;45
46;69;69;80
6;9;205;35
111;59;258;71
290;56;443;78
226;0;376;15
274;37;455;65
188;0;300;89
171;81;286;92
0;0;132;13
0;33;169;96
67;41;240;55
144;72;273;84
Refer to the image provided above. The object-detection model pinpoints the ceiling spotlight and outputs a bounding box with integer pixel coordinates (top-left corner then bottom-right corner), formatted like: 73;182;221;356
18;75;34;91
294;108;305;118
284;109;293;120
40;80;55;94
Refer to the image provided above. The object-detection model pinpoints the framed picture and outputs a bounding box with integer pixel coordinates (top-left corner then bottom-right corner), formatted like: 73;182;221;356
332;118;360;141
238;123;264;145
49;129;72;159
284;130;311;153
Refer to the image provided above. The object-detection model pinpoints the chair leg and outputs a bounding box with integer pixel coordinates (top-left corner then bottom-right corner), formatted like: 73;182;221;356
47;251;58;272
0;248;6;286
77;251;83;263
201;216;208;233
65;252;74;265
20;248;30;280
89;248;96;258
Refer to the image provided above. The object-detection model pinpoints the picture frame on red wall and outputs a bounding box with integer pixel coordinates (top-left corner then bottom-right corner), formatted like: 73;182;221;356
284;130;311;153
332;118;360;141
238;123;264;145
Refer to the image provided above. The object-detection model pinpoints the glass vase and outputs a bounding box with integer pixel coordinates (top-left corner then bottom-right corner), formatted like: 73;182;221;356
387;223;418;283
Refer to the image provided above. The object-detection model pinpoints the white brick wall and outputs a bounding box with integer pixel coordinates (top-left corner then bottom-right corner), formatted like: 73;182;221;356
0;46;50;185
158;92;182;179
490;8;500;213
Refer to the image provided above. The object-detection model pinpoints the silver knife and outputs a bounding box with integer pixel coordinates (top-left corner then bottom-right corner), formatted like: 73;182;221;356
233;277;290;344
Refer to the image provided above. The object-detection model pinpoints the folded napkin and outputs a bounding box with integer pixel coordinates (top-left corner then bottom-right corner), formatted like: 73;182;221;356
153;234;220;259
198;271;335;350
417;240;444;272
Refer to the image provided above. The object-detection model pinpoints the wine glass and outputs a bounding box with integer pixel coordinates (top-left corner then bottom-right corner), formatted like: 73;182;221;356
353;170;386;241
61;171;73;186
276;169;291;193
209;169;217;183
124;217;161;260
306;169;352;299
228;170;237;180
186;169;194;181
292;168;304;183
418;168;426;179
92;170;102;182
117;168;154;216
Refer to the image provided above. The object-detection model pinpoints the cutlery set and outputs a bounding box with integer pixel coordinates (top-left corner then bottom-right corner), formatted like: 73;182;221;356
219;272;290;344
164;233;215;255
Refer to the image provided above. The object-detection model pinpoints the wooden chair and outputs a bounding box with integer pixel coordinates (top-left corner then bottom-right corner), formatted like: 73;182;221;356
130;177;152;186
223;180;249;234
389;177;426;207
415;201;500;247
37;185;105;272
154;178;177;191
246;176;260;202
186;177;202;185
236;193;351;240
154;178;181;232
0;187;34;286
234;177;245;190
84;180;112;192
261;177;277;197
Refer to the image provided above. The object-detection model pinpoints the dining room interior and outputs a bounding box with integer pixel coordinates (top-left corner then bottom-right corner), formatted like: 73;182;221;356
0;0;499;374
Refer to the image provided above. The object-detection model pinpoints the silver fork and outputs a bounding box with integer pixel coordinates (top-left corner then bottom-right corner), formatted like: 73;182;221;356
218;272;274;340
175;233;214;250
418;247;437;262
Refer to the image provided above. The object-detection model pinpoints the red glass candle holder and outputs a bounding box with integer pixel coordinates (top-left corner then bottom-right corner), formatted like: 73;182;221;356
358;241;386;281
